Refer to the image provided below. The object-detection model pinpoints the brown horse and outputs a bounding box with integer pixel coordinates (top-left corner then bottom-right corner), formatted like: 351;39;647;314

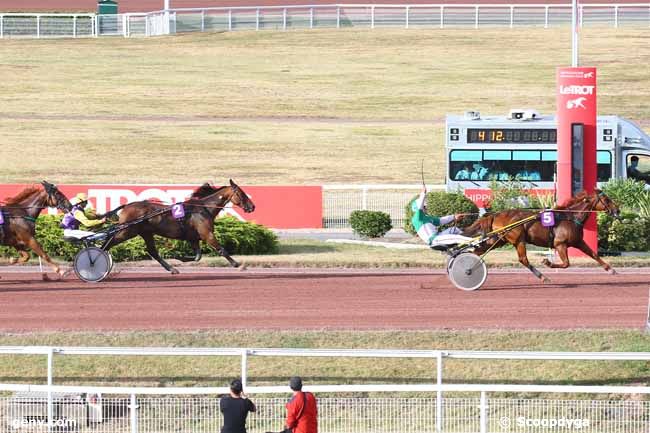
462;190;620;283
100;179;255;274
0;181;71;280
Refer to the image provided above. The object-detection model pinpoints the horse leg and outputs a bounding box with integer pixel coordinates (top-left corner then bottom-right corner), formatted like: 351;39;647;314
9;249;30;265
576;239;617;275
140;233;179;275
26;238;65;280
542;243;570;269
177;240;202;263
515;241;550;283
202;232;240;268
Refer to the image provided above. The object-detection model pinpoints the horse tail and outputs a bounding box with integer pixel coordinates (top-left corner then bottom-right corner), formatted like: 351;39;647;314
96;203;128;221
462;215;493;237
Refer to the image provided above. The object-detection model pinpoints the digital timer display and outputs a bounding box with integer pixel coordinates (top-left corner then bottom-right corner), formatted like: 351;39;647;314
467;128;557;144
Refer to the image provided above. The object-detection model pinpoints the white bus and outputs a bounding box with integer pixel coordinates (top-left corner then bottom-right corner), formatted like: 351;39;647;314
445;109;650;205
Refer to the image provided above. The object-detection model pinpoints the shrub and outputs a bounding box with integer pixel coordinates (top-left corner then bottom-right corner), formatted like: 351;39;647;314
404;191;478;235
601;178;647;210
606;213;650;252
350;210;392;239
0;215;278;261
487;179;543;212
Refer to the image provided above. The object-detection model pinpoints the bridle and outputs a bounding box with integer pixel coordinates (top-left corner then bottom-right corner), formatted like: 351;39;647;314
42;182;70;212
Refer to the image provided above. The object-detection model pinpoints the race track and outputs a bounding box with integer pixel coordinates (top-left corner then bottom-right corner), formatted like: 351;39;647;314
0;268;647;331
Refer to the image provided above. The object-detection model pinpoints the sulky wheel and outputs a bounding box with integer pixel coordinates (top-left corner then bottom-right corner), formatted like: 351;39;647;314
448;252;488;291
445;255;454;275
73;247;112;283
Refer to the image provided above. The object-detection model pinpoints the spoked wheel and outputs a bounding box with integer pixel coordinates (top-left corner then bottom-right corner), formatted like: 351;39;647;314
445;255;454;275
74;247;112;283
448;252;488;291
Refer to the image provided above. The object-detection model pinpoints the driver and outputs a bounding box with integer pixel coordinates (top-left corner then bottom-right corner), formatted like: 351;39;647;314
61;193;106;240
627;156;650;183
410;188;473;248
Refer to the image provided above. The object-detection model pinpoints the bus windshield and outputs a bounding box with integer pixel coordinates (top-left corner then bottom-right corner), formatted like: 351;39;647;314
449;149;612;182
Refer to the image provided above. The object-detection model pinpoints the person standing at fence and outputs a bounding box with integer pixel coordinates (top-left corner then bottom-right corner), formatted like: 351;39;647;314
220;379;256;433
285;376;318;433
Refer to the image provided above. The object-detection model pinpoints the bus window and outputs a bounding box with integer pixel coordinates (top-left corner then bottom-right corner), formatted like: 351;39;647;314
449;149;555;182
626;154;650;184
597;151;612;182
450;150;482;180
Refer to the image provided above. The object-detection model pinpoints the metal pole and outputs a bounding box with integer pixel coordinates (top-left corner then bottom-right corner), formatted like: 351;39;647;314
256;8;259;31
440;6;444;29
37;15;40;38
336;6;340;28
129;394;138;433
545;5;549;29
475;6;479;29
510;6;514;28
201;10;205;32
405;6;409;29
614;5;618;28
228;9;232;31
95;14;99;37
164;0;170;35
436;352;443;432
479;391;488;433
371;6;375;29
73;15;77;37
283;8;287;30
310;7;313;29
47;348;53;432
0;15;3;38
241;349;248;388
572;0;579;67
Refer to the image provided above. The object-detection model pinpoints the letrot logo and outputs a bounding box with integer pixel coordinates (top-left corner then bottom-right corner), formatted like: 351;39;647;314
584;71;594;78
559;85;595;95
566;97;587;109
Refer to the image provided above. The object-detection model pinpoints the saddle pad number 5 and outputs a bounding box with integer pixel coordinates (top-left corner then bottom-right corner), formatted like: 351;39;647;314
0;212;4;225
541;211;555;227
171;204;185;219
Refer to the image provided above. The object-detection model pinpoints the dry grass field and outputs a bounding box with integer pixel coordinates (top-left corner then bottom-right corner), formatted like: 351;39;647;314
0;27;648;184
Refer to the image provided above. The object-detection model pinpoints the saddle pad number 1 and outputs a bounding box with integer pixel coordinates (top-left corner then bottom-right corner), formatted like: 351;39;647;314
171;204;185;219
541;211;555;227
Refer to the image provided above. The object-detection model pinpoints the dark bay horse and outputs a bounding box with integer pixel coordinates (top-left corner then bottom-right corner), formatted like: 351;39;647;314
0;181;71;280
101;179;255;274
462;190;619;283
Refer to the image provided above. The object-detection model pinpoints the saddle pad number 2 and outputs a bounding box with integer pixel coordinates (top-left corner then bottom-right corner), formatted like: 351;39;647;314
541;211;555;227
171;204;185;219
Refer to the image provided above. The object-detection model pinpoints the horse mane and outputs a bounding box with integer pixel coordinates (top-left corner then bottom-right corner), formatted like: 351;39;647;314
4;185;42;205
463;214;494;237
556;190;591;209
190;183;226;199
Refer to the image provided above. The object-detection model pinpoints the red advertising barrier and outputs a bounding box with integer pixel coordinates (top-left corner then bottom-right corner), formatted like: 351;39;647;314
0;184;323;229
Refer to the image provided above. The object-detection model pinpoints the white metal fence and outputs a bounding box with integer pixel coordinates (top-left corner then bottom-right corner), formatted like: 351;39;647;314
2;4;650;39
323;184;445;228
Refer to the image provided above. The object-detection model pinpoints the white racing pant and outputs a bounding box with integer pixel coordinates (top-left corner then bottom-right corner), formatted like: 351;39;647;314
417;224;473;247
63;229;97;239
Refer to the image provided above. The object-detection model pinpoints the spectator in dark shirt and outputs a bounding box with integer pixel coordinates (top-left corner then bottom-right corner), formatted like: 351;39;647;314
220;379;256;433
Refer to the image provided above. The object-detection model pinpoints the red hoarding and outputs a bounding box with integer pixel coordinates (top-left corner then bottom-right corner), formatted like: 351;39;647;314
0;184;323;229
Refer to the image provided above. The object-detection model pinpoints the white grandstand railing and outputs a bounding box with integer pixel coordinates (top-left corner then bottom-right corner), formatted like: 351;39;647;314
0;13;151;38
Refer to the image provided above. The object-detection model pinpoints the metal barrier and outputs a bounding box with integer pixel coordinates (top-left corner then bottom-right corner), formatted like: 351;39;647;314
2;4;650;38
323;184;445;228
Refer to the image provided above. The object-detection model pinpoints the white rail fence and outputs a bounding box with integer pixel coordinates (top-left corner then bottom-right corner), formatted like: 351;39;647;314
1;4;650;39
3;346;650;432
323;184;445;228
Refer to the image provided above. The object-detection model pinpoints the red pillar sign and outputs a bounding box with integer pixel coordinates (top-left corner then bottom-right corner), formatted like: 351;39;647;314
556;67;597;252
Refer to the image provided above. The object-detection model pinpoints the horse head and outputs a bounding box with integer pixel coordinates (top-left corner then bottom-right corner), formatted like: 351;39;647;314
229;179;255;213
563;189;619;218
41;181;71;212
592;189;620;218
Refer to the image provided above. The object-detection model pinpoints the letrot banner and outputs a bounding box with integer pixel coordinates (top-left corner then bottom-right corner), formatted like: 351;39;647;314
0;184;323;229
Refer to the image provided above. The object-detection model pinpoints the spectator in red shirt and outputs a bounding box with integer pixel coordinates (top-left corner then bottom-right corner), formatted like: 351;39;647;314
285;376;317;433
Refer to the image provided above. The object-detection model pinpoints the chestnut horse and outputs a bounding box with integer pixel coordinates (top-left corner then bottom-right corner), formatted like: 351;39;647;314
100;179;255;274
0;181;71;280
462;190;619;283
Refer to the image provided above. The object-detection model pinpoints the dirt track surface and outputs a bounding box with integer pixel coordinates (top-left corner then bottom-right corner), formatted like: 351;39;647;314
0;268;647;331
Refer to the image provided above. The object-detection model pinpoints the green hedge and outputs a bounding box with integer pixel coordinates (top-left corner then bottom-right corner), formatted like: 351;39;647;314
598;212;650;253
404;191;478;235
350;210;392;239
0;215;278;261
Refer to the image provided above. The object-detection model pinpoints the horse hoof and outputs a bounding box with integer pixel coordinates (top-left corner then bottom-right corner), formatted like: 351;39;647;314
541;277;551;284
231;262;240;268
608;268;618;275
59;269;72;279
541;259;551;267
41;274;52;282
9;258;17;265
238;262;248;271
170;268;180;275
